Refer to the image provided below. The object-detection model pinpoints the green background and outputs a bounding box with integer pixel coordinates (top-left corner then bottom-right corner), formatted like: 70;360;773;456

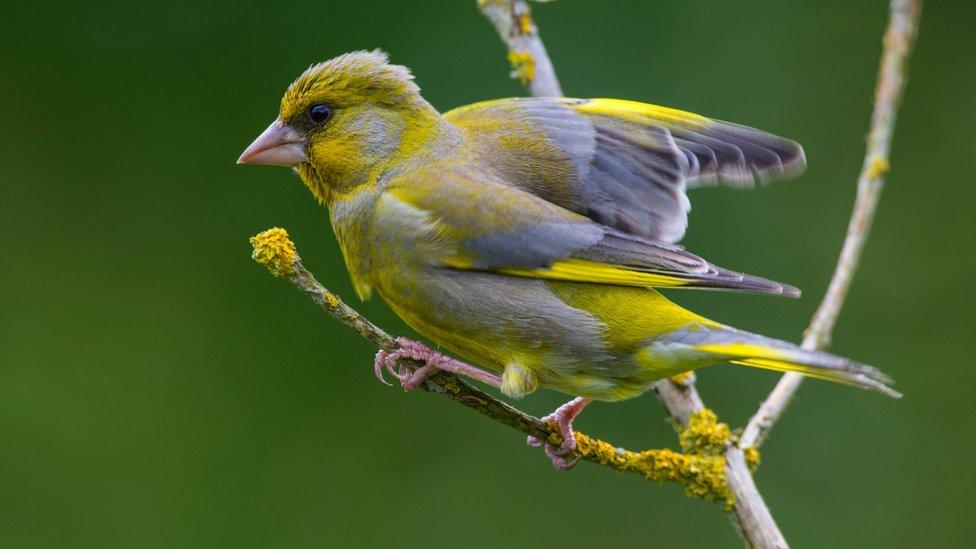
2;1;972;547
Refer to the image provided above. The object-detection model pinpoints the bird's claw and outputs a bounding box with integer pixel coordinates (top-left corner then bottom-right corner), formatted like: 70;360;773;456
527;430;580;471
526;420;580;471
526;397;591;471
374;337;444;391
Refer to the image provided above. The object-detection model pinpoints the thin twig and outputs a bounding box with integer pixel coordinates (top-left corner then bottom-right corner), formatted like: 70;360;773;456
479;1;788;546
478;0;562;96
249;228;737;503
740;0;922;449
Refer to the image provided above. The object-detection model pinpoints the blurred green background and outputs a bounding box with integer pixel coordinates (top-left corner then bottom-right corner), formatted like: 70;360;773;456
1;1;972;547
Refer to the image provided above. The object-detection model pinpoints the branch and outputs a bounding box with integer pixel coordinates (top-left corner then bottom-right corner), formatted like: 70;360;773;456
249;228;739;506
740;0;922;449
478;0;562;96
654;378;782;547
479;1;787;546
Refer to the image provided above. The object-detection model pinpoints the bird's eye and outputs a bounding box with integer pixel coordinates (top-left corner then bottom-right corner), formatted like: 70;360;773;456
308;104;332;124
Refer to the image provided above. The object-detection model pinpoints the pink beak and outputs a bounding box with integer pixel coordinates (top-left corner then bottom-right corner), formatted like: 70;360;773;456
237;119;308;166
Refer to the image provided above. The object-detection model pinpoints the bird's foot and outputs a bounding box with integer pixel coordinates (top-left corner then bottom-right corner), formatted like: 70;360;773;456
374;338;445;390
374;337;501;391
527;397;591;470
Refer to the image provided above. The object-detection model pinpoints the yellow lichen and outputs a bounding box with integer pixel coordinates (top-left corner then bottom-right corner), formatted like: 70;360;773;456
669;371;696;387
518;11;533;34
250;227;298;278
866;154;890;179
507;50;536;85
322;291;340;308
744;446;761;473
574;412;735;509
679;409;732;456
646;449;733;508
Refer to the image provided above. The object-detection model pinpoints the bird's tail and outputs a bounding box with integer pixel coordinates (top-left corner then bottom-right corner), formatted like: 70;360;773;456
687;326;901;398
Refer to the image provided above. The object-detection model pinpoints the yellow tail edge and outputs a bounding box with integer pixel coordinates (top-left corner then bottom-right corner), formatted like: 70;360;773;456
695;342;901;399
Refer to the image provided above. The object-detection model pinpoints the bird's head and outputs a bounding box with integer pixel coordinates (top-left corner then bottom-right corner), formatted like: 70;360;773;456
238;50;437;202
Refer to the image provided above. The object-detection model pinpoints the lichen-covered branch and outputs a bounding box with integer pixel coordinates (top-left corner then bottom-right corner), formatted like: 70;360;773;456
250;228;734;504
740;0;922;450
652;377;784;548
478;0;562;96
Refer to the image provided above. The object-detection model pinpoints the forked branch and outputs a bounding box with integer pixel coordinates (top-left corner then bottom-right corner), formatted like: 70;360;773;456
480;0;920;547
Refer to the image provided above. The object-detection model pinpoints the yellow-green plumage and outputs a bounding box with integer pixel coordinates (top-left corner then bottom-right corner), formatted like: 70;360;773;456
240;50;898;401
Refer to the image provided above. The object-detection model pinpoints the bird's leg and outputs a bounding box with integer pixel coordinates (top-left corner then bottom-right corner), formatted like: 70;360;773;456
527;396;592;470
374;337;502;391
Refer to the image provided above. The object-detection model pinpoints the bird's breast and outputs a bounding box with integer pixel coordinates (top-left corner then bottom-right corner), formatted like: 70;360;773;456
328;186;454;300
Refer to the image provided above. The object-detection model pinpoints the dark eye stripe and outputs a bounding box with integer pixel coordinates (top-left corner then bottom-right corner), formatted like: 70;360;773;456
309;104;332;124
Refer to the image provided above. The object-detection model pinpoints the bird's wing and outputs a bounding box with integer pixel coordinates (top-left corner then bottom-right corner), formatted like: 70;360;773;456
382;168;798;297
444;97;805;243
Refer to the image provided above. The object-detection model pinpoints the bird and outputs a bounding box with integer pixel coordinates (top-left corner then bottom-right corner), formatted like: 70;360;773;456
238;50;898;468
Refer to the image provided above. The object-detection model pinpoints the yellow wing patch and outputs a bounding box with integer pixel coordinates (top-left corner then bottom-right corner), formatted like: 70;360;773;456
497;258;693;288
567;98;710;127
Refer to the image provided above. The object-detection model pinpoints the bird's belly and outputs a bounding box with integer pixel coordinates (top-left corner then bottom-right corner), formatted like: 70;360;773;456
374;267;664;400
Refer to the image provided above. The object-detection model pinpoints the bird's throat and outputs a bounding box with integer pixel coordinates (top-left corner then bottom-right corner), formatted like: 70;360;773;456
296;163;333;204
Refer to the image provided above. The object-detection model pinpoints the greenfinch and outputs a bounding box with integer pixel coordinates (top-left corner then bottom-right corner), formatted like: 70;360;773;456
239;51;897;467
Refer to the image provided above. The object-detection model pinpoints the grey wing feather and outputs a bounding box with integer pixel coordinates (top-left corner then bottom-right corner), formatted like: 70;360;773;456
577;230;800;297
583;121;690;242
674;123;806;188
446;97;805;244
398;167;799;297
